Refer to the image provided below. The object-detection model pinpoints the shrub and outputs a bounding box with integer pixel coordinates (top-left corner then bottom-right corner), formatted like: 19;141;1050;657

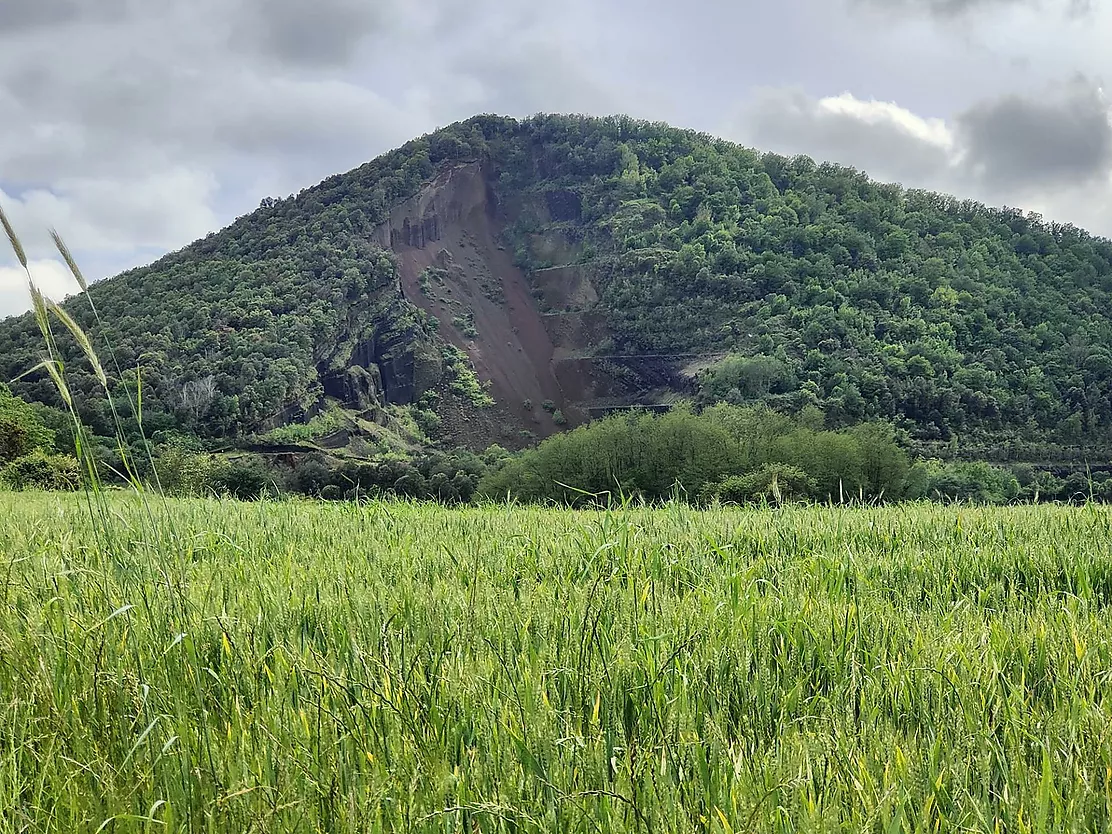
479;405;911;505
154;444;217;496
442;345;493;408
260;405;348;445
3;451;80;491
699;354;797;402
212;458;273;500
287;456;333;497
0;384;55;465
924;461;1020;504
413;408;442;438
452;310;478;338
700;464;815;505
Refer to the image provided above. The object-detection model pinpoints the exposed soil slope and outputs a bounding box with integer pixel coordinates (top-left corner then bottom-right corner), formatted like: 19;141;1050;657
374;164;568;439
373;164;692;439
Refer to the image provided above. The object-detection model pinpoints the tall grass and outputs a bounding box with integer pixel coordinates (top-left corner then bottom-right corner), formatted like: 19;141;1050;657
1;206;169;547
3;495;1112;832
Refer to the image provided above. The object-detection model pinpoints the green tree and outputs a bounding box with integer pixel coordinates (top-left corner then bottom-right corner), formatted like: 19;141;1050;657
0;384;54;465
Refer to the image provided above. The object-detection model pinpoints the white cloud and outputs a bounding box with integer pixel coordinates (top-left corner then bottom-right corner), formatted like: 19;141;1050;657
0;260;79;324
745;88;957;185
817;94;955;150
4;169;220;255
739;79;1112;236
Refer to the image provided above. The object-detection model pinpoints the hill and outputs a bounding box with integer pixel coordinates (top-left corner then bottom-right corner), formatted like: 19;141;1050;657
4;113;1112;461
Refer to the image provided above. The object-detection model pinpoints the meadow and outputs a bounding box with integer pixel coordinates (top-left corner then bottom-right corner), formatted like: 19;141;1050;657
4;494;1112;832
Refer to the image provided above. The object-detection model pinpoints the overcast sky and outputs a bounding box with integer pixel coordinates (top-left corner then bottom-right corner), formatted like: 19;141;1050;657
0;0;1108;317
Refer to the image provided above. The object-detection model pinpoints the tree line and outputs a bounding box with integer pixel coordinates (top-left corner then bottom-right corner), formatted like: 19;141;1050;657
4;384;1107;506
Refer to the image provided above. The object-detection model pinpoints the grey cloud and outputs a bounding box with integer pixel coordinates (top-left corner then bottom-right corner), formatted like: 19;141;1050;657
0;0;387;64
452;41;621;119
0;0;430;279
0;0;81;30
234;0;387;67
0;1;426;178
418;0;633;121
744;88;954;185
855;0;1090;17
742;81;1112;194
0;0;126;33
738;80;1112;237
2;0;1110;320
955;78;1112;189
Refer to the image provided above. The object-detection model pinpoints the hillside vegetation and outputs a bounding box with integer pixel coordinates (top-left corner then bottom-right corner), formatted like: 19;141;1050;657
3;114;1112;457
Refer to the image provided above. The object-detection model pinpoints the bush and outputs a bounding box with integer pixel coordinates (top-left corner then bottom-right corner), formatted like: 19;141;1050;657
154;444;217;496
0;384;55;465
923;461;1020;504
480;405;911;505
3;451;80;491
699;354;797;403
413;407;442;438
287;456;332;497
212;458;273;500
700;464;815;505
1060;472;1095;504
442;346;493;407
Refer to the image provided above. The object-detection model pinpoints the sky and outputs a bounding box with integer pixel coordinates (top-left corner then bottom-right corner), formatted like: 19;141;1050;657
0;0;1109;318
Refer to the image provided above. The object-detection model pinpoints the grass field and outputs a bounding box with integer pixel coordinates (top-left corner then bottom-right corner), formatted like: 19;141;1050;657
4;494;1112;832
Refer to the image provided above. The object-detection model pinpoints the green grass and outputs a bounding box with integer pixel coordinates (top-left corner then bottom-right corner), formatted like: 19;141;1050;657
5;496;1112;832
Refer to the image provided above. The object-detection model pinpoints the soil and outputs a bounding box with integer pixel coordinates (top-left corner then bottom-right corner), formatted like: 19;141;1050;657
543;311;612;361
531;265;599;313
374;164;570;443
368;162;701;450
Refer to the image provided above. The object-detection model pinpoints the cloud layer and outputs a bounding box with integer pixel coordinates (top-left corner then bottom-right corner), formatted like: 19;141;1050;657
0;0;1110;318
857;0;1090;18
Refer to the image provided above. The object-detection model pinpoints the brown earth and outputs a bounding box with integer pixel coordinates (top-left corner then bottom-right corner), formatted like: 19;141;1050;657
367;162;705;449
374;164;570;441
544;311;612;360
531;265;599;313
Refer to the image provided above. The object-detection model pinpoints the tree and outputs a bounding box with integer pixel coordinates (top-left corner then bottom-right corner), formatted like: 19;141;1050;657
212;458;272;500
180;376;217;420
0;383;54;465
5;112;1112;461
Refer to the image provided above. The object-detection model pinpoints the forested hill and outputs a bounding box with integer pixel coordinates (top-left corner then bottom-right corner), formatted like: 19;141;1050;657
3;113;1112;452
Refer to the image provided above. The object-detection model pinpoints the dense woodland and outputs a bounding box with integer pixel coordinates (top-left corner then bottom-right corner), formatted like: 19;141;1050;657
494;117;1112;448
477;405;1100;506
3;113;1112;499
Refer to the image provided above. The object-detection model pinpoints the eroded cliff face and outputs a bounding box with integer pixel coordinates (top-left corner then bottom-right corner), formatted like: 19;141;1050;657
373;163;571;443
310;161;686;450
315;288;444;425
